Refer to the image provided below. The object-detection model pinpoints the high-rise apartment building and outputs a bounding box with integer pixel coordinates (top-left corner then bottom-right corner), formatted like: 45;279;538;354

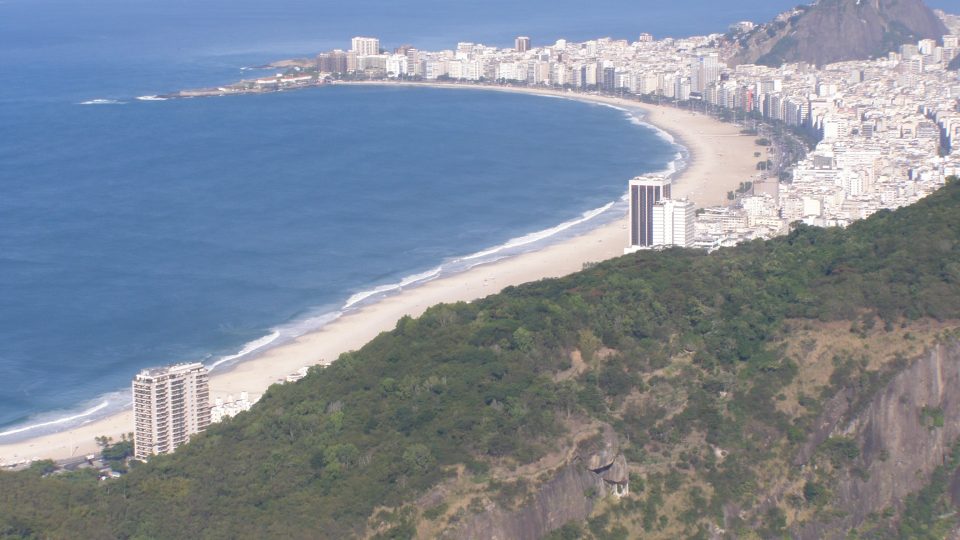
602;66;616;91
515;36;531;53
133;362;211;460
652;199;696;247
351;36;381;57
627;176;672;249
693;52;720;93
317;50;348;73
405;48;421;76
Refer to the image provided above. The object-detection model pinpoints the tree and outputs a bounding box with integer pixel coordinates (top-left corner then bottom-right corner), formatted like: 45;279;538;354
402;444;435;474
101;440;133;462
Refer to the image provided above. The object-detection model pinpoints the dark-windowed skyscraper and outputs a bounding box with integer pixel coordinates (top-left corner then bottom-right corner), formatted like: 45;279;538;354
627;176;671;249
515;36;531;53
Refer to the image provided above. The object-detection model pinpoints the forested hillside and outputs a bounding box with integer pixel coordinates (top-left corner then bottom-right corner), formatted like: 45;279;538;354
2;180;960;539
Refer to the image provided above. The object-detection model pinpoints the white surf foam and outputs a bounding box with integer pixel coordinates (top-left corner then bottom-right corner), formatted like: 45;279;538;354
343;265;444;310
136;95;167;101
0;400;111;438
460;202;615;263
79;99;125;105
208;330;282;371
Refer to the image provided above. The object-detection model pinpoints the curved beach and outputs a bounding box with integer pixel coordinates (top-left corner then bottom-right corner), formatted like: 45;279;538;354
0;86;760;464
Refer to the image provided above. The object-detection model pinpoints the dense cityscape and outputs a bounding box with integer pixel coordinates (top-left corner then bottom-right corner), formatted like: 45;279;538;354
213;24;960;251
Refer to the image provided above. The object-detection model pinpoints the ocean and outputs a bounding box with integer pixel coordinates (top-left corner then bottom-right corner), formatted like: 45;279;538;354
0;0;937;438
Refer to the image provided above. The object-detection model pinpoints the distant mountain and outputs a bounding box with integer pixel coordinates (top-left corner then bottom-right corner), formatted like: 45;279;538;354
729;0;948;67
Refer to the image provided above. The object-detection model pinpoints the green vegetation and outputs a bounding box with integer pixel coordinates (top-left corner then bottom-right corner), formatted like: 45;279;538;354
895;440;960;539
1;182;960;538
820;436;860;468
97;433;134;473
919;406;945;429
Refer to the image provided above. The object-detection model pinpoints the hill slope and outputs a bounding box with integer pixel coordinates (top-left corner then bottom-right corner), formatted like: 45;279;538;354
1;179;960;539
731;0;948;67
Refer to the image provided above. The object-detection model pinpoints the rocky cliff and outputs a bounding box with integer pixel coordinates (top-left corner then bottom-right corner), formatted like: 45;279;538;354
731;0;948;67
446;464;602;540
448;427;629;540
795;340;960;538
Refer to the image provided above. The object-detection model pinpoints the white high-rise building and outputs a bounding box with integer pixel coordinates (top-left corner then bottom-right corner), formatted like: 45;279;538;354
405;48;421;76
693;52;720;93
652;199;696;247
351;36;381;57
918;39;937;56
386;54;408;77
626;175;672;251
133;362;210;460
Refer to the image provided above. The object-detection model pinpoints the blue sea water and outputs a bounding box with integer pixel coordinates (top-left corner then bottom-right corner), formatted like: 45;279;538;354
0;80;675;434
2;0;956;439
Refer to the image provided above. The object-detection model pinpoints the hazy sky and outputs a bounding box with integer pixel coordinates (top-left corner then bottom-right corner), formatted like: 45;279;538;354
2;0;959;58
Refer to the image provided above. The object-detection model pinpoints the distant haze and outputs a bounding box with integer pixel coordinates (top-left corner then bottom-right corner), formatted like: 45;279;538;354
0;0;865;57
5;1;958;63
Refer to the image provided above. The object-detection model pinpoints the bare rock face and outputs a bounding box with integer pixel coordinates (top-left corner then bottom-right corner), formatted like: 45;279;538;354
580;425;620;471
448;464;606;540
449;426;631;540
794;341;960;539
733;0;948;67
600;454;629;485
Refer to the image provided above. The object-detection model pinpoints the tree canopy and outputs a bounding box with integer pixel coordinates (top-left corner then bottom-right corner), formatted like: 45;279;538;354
2;181;960;539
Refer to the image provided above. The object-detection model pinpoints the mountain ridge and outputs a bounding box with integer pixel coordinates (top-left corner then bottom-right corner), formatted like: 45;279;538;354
729;0;948;67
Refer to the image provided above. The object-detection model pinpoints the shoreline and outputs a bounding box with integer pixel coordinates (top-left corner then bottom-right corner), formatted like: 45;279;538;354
0;84;760;465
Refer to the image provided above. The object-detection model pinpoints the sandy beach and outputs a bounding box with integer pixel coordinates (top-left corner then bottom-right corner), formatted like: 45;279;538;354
0;84;760;465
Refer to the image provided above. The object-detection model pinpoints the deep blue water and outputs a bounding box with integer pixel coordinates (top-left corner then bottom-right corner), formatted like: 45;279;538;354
2;0;957;438
0;79;681;436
